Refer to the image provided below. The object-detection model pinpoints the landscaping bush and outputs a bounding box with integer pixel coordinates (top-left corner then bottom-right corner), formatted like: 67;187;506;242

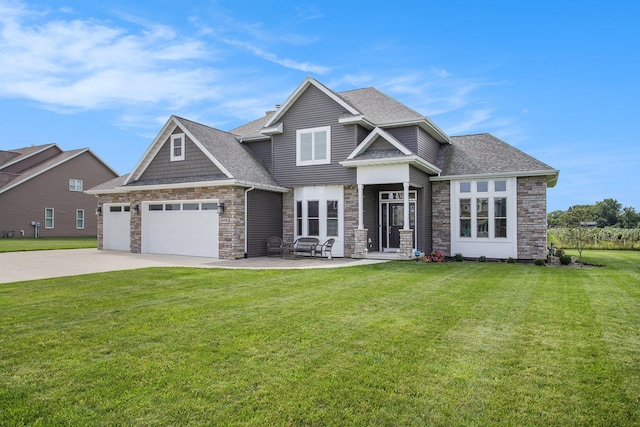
560;254;572;265
453;253;464;262
478;256;487;262
534;258;546;266
506;257;516;264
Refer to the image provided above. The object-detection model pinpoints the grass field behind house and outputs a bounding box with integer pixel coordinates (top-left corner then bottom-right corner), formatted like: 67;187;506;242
1;251;639;425
0;237;96;252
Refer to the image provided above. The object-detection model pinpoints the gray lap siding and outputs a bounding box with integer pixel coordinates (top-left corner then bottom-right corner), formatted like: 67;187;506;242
272;85;357;187
246;189;283;257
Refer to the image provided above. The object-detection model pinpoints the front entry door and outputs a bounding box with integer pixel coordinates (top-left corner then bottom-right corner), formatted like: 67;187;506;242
379;191;416;252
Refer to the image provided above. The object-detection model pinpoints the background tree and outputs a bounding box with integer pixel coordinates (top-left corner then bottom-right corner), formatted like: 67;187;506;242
620;206;640;229
547;210;566;227
594;198;622;227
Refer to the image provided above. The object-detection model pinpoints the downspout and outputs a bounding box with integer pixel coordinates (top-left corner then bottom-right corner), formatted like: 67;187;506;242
244;186;256;258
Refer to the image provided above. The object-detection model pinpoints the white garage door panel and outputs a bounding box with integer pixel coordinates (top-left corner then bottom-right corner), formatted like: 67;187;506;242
103;205;130;251
143;204;218;258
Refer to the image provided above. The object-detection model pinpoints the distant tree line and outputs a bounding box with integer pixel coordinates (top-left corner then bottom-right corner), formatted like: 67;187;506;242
548;198;640;229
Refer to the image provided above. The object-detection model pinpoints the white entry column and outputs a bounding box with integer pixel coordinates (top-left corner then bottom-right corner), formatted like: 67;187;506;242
403;182;410;230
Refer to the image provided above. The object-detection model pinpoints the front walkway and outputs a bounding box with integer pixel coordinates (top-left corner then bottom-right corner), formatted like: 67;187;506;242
0;249;389;283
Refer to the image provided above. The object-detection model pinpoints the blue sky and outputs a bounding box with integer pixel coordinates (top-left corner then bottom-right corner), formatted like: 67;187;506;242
1;0;638;212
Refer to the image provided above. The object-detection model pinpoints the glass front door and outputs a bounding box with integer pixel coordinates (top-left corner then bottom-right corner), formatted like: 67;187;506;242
379;191;416;252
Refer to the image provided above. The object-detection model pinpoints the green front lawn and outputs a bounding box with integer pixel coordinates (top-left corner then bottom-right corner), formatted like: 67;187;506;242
1;251;639;425
0;237;96;252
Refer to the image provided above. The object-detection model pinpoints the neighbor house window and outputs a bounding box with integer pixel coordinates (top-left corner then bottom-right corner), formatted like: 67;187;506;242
170;133;185;161
296;126;330;166
76;209;84;229
455;179;512;240
69;179;83;192
45;208;54;229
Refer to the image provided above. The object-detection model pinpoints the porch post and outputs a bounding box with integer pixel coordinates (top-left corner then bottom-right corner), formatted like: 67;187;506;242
403;182;410;230
358;184;364;229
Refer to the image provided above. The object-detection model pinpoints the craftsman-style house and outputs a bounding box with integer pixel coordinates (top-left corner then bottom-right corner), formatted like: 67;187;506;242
87;76;558;260
1;143;118;238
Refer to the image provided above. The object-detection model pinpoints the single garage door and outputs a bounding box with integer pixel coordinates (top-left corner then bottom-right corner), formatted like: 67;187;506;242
103;204;131;251
142;201;219;258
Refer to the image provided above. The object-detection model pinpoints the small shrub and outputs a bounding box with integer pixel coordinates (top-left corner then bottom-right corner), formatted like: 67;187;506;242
534;258;546;266
478;256;487;263
560;254;572;265
555;248;565;257
424;250;445;263
506;257;516;264
453;253;464;262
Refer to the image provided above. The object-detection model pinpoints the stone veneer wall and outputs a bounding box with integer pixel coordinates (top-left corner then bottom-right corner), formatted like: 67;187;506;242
97;185;246;260
431;181;451;256
282;190;294;243
517;176;548;260
343;185;358;257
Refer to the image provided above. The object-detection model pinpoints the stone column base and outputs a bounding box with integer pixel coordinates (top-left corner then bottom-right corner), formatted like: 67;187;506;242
399;229;414;258
353;228;368;258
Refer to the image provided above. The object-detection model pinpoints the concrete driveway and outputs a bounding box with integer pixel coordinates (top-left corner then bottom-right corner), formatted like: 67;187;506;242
0;249;386;283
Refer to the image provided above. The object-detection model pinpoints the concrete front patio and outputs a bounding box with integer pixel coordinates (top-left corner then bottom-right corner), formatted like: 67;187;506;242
0;249;389;283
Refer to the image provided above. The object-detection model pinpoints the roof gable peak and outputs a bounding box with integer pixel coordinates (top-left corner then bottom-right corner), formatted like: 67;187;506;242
264;76;360;127
124;116;233;185
347;127;413;160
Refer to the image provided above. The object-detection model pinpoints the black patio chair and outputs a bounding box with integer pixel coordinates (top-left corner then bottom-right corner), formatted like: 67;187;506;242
267;236;284;257
317;238;335;260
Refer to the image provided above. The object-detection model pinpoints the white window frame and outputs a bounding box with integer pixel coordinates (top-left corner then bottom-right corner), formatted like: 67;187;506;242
296;126;331;166
170;133;186;161
450;178;517;259
293;186;344;257
69;179;83;192
45;208;54;229
76;209;85;229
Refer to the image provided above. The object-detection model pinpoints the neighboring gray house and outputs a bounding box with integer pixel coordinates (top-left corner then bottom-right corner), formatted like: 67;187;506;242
0;143;119;238
88;76;558;260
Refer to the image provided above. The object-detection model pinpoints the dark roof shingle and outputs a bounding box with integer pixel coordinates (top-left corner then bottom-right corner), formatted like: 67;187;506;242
436;133;557;176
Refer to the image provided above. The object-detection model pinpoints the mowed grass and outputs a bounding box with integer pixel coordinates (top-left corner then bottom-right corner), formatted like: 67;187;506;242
1;251;639;426
0;237;96;252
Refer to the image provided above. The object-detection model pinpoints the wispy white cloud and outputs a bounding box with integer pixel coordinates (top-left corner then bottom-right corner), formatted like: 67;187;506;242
331;69;519;139
0;2;222;113
219;38;331;74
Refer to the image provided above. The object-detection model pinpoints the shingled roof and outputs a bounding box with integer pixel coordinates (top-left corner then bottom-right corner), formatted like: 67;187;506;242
338;87;424;124
176;117;280;188
435;133;558;186
0;148;98;194
99;115;285;193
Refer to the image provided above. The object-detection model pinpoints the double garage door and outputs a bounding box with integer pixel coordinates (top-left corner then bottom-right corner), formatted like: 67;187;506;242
103;201;219;258
142;201;219;258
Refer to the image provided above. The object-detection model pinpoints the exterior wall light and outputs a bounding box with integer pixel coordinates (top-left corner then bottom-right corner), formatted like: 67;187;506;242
217;202;225;215
95;206;102;216
133;204;140;214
